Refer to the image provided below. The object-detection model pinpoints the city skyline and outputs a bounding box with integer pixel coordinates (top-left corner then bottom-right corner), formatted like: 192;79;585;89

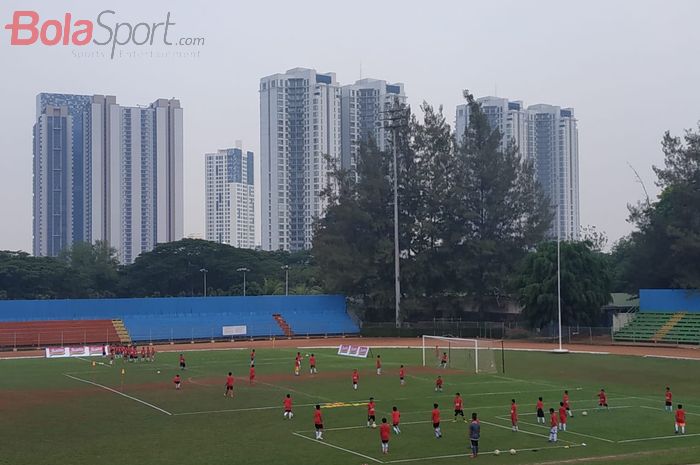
2;1;699;253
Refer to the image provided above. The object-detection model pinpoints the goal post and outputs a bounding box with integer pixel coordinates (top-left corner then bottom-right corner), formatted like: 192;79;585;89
421;335;499;374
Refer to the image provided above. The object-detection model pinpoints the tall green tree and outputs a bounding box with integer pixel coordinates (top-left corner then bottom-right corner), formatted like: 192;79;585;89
617;125;700;291
0;251;72;299
59;241;120;297
451;91;552;311
516;241;612;328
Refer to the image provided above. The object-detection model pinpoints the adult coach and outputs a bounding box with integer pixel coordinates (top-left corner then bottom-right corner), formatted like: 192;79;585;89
469;412;480;458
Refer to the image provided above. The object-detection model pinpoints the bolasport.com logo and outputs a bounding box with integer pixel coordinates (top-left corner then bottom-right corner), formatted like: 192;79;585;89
3;10;205;59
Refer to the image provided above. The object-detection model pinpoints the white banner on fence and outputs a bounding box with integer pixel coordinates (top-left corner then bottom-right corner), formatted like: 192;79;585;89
45;345;109;359
337;344;370;358
222;325;247;336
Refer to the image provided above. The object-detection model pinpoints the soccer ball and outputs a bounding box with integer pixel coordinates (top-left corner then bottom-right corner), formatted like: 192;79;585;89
372;424;377;429
582;411;588;416
157;370;161;374
509;449;516;455
564;445;570;449
582;443;587;447
493;449;500;456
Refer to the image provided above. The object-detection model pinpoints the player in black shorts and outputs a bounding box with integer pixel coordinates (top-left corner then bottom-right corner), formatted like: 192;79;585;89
536;396;545;424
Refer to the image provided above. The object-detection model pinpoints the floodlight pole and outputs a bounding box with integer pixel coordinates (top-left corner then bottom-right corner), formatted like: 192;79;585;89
553;204;568;354
199;268;208;297
237;267;250;296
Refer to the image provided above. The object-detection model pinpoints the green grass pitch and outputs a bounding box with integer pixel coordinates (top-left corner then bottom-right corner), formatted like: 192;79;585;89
1;346;699;465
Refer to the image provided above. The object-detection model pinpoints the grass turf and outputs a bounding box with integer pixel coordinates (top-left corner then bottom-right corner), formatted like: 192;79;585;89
1;346;699;465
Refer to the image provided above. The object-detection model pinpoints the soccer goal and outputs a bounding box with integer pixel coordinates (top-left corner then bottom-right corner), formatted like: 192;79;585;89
421;335;499;374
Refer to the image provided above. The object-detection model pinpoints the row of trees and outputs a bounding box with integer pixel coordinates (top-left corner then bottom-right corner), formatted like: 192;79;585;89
0;240;323;300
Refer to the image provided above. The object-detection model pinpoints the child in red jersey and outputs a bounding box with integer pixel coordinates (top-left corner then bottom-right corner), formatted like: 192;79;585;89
536;397;545;423
309;353;317;374
432;403;442;438
548;408;558;442
675;404;686;434
140;346;146;362
283;393;293;419
511;399;519;432
225;372;234;398
391;406;401;434
558;402;567;431
399;365;406;386
453;393;465;422
249;364;256;384
367;397;377;428
435;376;443;392
294;358;301;376
376;355;382;375
314;405;324;440
352;369;359;390
150;346;156;362
179;353;186;370
665;387;673;412
563;390;573;417
440;352;448;369
173;374;181;390
598;388;608;409
250;349;256;366
379;417;391;454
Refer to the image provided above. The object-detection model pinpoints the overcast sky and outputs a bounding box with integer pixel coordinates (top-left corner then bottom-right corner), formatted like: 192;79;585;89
1;0;699;252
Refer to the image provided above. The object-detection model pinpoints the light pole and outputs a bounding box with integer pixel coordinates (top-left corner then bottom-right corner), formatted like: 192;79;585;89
237;267;250;296
382;101;409;329
553;204;568;354
199;268;208;297
281;265;290;296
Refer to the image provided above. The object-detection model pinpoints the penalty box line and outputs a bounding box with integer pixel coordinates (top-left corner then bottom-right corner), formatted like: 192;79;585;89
291;431;384;463
64;374;172;416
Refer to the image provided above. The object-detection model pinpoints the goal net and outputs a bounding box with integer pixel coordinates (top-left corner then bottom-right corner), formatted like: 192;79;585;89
421;335;499;374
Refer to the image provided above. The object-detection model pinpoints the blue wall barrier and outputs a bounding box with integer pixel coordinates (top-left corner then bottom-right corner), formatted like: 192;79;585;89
0;295;358;341
640;289;700;313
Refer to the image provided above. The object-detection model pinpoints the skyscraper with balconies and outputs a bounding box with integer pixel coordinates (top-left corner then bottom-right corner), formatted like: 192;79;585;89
259;68;342;251
33;93;183;263
205;146;255;249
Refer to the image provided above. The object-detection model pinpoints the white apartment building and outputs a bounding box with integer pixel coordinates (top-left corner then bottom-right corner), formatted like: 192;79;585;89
259;68;342;251
205;147;255;249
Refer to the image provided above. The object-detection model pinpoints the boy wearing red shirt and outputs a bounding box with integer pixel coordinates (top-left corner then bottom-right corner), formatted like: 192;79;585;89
511;399;519;432
313;405;324;440
665;387;673;412
179;353;186;370
675;404;686;434
435;376;443;392
558;402;567;431
173;374;181;390
367;397;377;428
309;354;317;374
440;352;448;369
563;390;573;417
391;406;401;434
432;403;442;438
249;365;256;384
352;369;359;390
548;408;558;442
250;349;255;366
399;365;406;386
140;346;146;362
379;418;391;454
453;393;465;422
376;355;382;375
283;394;293;419
536;397;545;424
225;372;234;398
598;388;608;409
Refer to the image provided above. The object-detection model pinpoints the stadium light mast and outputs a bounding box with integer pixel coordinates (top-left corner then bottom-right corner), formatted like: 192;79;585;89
199;268;208;297
237;267;250;296
382;101;410;329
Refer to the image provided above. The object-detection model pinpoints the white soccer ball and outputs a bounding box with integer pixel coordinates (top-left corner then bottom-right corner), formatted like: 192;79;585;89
493;449;500;456
582;443;587;447
564;445;570;449
372;424;377;428
509;449;516;455
582;411;588;416
157;370;161;374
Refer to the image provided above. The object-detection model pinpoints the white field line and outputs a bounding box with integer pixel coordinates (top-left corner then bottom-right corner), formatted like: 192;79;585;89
0;354;44;360
158;347;250;353
291;431;383;463
64;374;172;416
506;403;637;417
494;415;617;443
491;375;563;388
297;420;430;433
393;386;578;403
76;357;112;367
618;432;700;443
255;379;335;402
384;444;586;464
478;419;577;444
643;354;700;361
640;405;700;417
175;398;372;416
632;396;700;410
